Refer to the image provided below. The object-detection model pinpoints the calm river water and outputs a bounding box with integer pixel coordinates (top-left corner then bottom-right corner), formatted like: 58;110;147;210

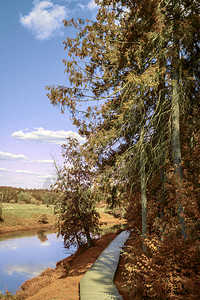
0;230;76;294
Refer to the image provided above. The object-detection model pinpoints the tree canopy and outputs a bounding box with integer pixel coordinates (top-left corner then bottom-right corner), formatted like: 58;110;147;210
47;0;200;297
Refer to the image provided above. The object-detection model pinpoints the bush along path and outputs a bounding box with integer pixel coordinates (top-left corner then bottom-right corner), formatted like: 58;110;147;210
79;230;131;300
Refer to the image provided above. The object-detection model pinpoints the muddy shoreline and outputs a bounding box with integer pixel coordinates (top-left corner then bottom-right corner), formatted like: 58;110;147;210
0;223;56;235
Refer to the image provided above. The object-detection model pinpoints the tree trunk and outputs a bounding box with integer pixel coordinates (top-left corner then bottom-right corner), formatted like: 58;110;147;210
140;125;147;251
158;46;166;226
171;4;187;239
189;105;195;167
75;233;82;249
85;228;93;248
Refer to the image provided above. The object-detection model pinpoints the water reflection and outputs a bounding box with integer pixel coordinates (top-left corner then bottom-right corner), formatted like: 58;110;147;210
37;230;48;242
3;264;48;277
0;228;57;241
0;231;76;294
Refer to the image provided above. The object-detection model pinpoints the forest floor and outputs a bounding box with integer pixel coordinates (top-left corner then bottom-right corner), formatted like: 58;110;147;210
15;211;130;300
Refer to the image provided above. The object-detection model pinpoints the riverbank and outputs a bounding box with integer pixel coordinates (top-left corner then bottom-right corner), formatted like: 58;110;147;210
0;203;56;234
16;232;119;299
15;228;132;300
0;203;128;299
14;212;127;299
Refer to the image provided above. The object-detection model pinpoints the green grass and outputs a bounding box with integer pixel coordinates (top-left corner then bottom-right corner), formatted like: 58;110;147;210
2;203;54;219
0;203;56;231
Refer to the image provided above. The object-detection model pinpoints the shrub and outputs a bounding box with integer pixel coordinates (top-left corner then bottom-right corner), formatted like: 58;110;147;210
19;201;26;204
17;192;32;204
30;198;36;205
38;214;48;224
42;192;56;206
60;261;71;275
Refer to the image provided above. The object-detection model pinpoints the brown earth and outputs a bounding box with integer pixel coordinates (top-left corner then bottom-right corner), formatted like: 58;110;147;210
15;212;129;300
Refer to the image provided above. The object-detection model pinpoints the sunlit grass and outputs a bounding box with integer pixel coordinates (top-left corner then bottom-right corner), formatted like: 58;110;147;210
2;203;54;219
0;203;56;231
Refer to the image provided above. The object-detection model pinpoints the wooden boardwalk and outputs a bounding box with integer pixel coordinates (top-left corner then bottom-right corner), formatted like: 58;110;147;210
79;230;131;300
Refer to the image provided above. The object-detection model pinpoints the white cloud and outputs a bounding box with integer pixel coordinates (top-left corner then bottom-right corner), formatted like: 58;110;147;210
0;167;50;177
38;174;56;179
3;264;49;277
0;150;53;164
32;159;54;163
12;127;86;144
0;167;15;173
77;0;99;11
16;169;42;175
0;151;28;161
41;241;51;246
77;3;85;10
87;0;98;10
19;0;67;40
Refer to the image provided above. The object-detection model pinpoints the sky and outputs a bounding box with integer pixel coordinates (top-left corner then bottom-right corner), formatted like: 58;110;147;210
0;0;98;189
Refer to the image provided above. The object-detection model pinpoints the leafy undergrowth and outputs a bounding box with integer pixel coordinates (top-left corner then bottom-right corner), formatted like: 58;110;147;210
115;230;200;299
115;141;200;299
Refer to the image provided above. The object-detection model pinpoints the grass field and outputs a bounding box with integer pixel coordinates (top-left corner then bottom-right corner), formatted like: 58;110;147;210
0;203;125;234
2;203;54;218
0;203;56;233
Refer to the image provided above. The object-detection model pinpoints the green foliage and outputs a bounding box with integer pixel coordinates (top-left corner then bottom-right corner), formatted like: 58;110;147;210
42;192;57;206
0;188;18;203
0;187;56;205
53;138;101;249
17;192;32;204
30;190;43;202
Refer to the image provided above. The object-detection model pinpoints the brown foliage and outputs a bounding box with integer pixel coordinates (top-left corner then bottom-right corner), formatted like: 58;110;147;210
123;129;200;298
123;232;200;299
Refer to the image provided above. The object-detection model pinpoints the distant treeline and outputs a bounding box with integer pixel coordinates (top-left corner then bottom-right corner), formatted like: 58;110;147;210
0;186;57;206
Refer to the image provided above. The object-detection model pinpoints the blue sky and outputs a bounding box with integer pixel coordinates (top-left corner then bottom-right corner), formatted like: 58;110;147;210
0;0;98;189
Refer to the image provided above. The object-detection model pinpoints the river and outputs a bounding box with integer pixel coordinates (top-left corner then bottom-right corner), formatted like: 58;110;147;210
0;230;76;294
